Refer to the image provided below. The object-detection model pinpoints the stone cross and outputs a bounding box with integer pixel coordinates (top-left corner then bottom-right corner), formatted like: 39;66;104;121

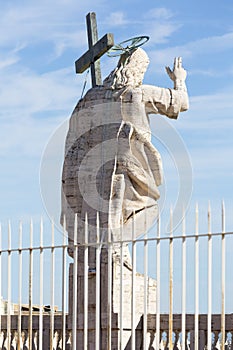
75;12;114;87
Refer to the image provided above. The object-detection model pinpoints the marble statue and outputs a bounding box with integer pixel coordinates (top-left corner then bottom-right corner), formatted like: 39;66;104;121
61;47;189;246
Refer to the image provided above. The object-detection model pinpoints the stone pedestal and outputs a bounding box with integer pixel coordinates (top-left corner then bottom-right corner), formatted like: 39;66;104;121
68;247;156;349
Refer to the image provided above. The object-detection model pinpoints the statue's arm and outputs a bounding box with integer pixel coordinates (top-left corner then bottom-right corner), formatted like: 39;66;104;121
143;57;189;119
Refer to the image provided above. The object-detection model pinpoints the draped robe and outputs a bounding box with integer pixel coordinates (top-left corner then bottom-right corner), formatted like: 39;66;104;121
61;83;187;244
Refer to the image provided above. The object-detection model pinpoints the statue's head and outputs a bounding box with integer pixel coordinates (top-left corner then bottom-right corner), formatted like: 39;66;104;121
103;47;149;89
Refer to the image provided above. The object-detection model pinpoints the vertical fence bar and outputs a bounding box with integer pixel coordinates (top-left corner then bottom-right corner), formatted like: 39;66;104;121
107;224;112;350
195;204;199;350
7;221;11;350
119;219;123;350
221;201;226;350
50;220;55;350
62;217;67;350
95;213;100;350
143;217;148;349
39;218;44;350
28;219;33;350
72;214;78;350
207;203;212;350
84;214;89;349
18;222;22;350
0;224;1;335
182;209;186;350
169;208;173;350
131;213;136;350
156;213;161;350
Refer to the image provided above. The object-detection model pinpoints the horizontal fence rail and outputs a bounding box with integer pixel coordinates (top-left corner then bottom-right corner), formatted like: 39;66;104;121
0;202;232;349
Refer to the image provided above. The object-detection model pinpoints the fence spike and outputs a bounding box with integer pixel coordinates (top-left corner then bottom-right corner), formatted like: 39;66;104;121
72;213;78;350
50;217;55;350
39;217;44;350
95;212;100;350
84;213;88;349
208;201;211;234
182;205;186;350
170;206;173;237
194;203;199;350
222;200;225;233
120;216;124;350
195;203;199;234
7;220;11;350
156;208;161;350
8;220;11;250
169;206;173;349
0;204;232;349
207;200;212;350
18;221;23;350
143;208;148;349
221;200;226;350
0;223;1;335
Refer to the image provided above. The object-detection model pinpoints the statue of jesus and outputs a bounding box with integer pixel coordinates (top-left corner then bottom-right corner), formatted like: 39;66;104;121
61;47;189;247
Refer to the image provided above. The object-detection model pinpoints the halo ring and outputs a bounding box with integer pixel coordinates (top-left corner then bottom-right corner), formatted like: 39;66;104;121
107;36;149;57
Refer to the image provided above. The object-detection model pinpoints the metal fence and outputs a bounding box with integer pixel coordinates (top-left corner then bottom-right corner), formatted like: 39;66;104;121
0;202;232;349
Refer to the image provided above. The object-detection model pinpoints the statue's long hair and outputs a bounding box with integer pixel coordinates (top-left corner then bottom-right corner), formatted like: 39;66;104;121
103;47;150;89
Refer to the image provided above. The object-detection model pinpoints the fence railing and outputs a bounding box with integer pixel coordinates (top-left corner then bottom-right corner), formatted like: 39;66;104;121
0;202;232;349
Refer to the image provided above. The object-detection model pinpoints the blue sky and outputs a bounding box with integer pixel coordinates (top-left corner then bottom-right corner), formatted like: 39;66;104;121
0;0;233;312
1;0;232;232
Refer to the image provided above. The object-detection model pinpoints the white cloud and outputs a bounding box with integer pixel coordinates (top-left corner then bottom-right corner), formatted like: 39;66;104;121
0;1;108;161
190;146;233;181
0;4;181;64
0;57;19;70
179;89;233;130
189;69;223;77
103;7;179;45
0;44;27;70
147;86;233;188
140;8;181;45
172;89;233;184
0;116;63;157
0;67;79;115
149;31;233;65
145;7;174;20
105;12;128;26
0;64;82;157
0;1;100;54
146;22;181;44
52;29;87;59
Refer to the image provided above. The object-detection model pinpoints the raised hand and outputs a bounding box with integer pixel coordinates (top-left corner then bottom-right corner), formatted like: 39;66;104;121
165;57;187;90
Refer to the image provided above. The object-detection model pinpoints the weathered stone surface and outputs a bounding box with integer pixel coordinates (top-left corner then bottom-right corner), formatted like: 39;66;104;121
62;47;189;349
61;48;189;246
68;248;156;349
